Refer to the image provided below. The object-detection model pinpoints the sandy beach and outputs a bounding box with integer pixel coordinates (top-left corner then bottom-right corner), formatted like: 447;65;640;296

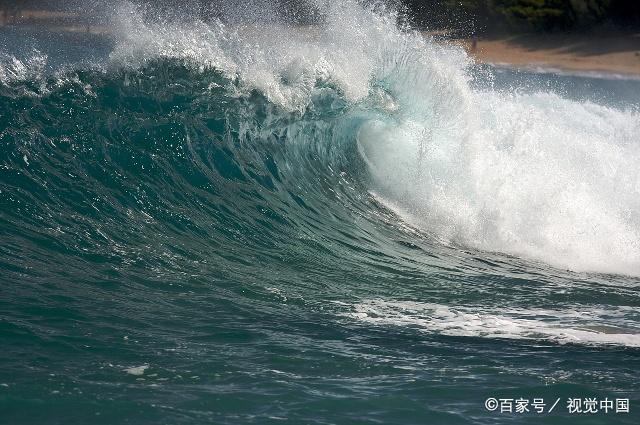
451;32;640;77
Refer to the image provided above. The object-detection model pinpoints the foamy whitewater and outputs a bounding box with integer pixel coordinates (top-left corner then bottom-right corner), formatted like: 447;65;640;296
347;299;640;347
0;1;638;424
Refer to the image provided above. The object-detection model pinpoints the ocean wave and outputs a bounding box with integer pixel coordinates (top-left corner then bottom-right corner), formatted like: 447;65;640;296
1;0;639;278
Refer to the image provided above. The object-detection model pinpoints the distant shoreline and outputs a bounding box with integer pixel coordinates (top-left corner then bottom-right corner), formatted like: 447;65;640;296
2;9;639;78
442;32;640;78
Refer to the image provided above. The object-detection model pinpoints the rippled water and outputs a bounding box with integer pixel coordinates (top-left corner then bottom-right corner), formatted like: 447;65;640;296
1;2;639;424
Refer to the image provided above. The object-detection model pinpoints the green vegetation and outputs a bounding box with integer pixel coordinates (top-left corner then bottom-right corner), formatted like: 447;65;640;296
492;0;609;29
407;0;640;33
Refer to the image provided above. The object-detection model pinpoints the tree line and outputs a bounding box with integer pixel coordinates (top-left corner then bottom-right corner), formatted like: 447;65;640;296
404;0;640;33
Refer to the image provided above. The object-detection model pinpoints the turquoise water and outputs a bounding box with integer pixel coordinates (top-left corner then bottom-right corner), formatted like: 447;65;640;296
1;2;639;424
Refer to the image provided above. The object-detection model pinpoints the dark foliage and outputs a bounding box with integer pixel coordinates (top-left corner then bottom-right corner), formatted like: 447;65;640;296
404;0;640;32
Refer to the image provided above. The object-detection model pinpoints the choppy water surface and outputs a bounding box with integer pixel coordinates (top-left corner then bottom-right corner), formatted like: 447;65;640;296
1;2;639;424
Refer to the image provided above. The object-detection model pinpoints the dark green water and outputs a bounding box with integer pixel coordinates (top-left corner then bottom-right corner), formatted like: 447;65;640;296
1;4;639;424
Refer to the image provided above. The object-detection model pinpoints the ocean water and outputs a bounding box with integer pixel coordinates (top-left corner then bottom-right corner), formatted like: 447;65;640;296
1;2;639;424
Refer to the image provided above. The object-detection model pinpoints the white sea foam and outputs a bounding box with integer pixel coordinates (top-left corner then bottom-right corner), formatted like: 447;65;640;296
359;90;640;276
124;364;149;376
347;299;640;347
